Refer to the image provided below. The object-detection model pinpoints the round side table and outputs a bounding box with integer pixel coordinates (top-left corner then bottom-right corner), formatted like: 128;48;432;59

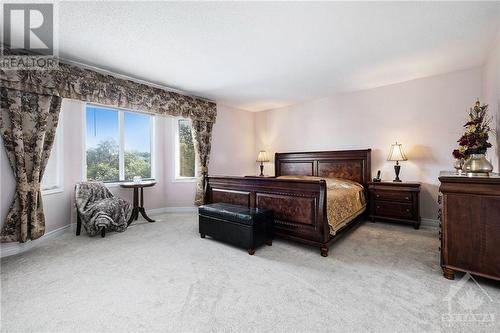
120;180;156;225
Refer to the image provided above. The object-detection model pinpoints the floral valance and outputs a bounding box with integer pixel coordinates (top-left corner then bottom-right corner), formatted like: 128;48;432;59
0;62;217;122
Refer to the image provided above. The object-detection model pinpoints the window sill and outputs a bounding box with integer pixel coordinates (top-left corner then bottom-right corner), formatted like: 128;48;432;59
103;182;122;188
98;179;157;188
42;188;64;196
173;177;197;183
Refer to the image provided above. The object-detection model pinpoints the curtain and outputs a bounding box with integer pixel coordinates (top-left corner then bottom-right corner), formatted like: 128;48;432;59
0;57;217;241
0;88;61;243
191;120;214;206
0;63;216;122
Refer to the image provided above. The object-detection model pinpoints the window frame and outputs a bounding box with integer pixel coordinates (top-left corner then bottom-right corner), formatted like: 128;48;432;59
83;103;156;184
173;117;197;182
41;111;64;195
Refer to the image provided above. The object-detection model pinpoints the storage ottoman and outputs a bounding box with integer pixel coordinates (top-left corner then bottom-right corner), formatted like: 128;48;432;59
199;203;273;255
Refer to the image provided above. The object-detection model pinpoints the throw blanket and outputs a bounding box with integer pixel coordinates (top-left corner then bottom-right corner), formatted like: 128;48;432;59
277;176;366;235
75;182;132;236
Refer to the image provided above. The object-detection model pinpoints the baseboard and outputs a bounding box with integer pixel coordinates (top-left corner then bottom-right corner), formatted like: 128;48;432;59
0;224;71;258
421;218;439;227
148;206;197;215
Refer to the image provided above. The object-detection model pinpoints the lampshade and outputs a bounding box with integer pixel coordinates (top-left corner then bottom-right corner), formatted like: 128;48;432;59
256;150;270;162
387;142;408;161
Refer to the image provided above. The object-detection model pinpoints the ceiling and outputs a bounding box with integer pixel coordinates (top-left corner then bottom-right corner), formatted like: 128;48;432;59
56;1;500;112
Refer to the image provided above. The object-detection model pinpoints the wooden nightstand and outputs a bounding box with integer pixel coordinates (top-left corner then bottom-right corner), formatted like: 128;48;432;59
368;181;421;229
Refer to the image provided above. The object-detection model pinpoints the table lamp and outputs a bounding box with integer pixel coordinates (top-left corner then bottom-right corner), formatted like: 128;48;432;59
387;142;408;182
256;151;270;176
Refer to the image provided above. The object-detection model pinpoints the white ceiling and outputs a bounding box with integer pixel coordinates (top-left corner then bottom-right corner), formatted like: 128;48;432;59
57;1;500;112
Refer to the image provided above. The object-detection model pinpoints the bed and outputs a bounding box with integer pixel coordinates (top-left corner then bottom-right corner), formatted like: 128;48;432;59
203;149;371;256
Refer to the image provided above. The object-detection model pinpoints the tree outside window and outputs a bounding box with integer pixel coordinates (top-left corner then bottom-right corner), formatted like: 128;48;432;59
178;119;195;178
85;105;153;182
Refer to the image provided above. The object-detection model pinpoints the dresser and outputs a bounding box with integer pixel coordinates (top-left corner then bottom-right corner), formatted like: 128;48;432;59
368;182;421;229
438;171;500;281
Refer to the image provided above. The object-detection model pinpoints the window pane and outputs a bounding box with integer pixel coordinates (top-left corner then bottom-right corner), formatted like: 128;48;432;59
86;106;119;182
124;112;152;180
178;119;195;177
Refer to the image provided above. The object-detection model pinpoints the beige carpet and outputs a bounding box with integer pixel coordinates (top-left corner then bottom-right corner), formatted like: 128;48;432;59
1;213;499;333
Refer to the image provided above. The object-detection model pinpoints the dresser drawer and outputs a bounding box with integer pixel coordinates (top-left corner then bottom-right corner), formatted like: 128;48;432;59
373;190;412;203
374;201;413;219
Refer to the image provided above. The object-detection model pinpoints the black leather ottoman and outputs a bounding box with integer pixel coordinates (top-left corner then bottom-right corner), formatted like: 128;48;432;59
199;203;273;255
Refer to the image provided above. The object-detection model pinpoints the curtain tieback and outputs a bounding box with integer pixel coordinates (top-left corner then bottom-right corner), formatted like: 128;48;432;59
17;183;41;193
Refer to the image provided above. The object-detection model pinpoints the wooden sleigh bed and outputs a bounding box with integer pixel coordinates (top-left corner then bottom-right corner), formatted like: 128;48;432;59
203;149;371;257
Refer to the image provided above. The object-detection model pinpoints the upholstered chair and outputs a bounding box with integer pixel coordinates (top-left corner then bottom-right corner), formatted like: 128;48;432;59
75;182;132;238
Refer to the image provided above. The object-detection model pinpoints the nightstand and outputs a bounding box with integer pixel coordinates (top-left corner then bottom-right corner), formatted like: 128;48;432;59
368;181;421;229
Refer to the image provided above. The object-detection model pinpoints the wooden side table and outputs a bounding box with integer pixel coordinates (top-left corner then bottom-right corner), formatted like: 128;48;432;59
368;181;421;229
120;181;156;225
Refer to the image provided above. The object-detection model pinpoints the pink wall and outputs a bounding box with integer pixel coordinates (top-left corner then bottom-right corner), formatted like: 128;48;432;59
483;30;500;171
210;105;256;176
254;67;488;220
0;102;255;237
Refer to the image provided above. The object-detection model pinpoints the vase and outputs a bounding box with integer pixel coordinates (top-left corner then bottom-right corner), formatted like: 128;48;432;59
462;154;493;176
453;159;464;173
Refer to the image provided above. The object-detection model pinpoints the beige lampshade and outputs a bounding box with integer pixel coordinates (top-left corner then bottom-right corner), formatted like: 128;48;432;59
387;142;408;161
256;150;270;162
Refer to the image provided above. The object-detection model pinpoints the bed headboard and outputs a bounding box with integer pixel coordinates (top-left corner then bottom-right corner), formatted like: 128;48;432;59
275;149;371;188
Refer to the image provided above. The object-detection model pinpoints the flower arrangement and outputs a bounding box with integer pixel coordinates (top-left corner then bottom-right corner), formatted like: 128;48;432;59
452;100;492;160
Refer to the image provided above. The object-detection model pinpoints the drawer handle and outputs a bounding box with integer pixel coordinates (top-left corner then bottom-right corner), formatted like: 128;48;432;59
376;206;380;209
376;194;380;198
406;209;410;212
405;196;409;200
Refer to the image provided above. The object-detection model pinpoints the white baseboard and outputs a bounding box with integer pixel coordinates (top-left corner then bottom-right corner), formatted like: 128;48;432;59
1;224;71;258
421;218;439;227
148;206;197;215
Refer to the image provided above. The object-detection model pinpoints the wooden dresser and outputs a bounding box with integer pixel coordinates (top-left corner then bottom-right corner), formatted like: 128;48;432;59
368;182;421;229
438;171;500;281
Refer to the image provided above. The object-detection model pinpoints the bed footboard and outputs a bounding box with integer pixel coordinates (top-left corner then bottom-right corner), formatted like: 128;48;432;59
204;149;371;256
204;176;330;248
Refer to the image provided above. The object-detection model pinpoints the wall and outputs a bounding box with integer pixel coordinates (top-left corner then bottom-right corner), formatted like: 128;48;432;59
0;102;255;246
254;67;486;220
483;30;500;171
210;105;256;176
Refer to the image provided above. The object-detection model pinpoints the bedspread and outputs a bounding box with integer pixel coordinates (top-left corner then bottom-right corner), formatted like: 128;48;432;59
277;176;366;235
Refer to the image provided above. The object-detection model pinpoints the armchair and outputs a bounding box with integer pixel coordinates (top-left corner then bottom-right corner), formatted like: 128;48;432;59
75;182;132;238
